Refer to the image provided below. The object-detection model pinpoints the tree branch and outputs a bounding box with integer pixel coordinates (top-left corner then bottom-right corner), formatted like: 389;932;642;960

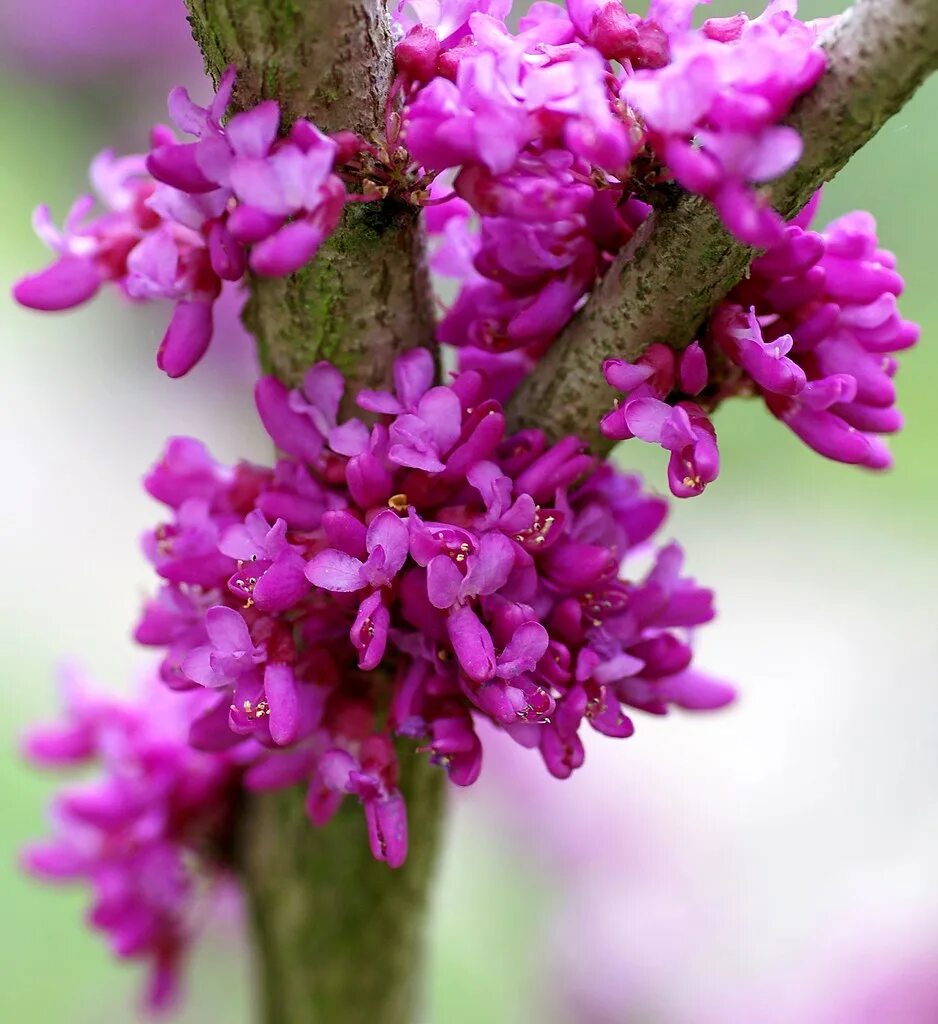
186;0;435;397
241;749;446;1024
183;4;444;1022
506;0;938;450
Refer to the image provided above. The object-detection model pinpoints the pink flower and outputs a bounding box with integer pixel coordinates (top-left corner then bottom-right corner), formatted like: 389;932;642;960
23;673;242;1012
707;196;916;470
14;69;348;375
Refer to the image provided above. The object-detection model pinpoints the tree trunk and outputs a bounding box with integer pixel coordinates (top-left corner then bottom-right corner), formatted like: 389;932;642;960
183;4;444;1021
240;755;446;1024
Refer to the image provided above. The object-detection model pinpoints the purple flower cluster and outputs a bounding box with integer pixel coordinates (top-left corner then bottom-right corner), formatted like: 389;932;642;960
711;194;917;469
13;1;927;1016
622;1;825;247
131;348;730;872
16;5;909;476
14;69;346;377
427;173;649;369
398;0;826;375
23;669;242;1011
602;192;917;496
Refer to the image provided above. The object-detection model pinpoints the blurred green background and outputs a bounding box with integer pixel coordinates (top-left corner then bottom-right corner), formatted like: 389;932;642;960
2;2;937;1022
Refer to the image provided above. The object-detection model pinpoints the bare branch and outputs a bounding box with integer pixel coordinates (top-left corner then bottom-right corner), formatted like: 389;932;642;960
506;0;938;450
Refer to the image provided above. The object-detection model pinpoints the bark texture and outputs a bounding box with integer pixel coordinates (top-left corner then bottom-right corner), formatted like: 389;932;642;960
183;3;443;1022
185;0;434;393
242;200;434;394
507;0;938;450
242;754;446;1024
185;0;390;136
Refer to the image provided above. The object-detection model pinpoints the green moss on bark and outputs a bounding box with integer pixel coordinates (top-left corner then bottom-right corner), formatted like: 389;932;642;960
182;5;441;1023
241;753;446;1024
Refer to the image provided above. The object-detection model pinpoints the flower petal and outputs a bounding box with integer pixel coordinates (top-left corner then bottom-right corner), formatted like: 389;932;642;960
265;664;300;745
14;256;101;311
305;549;366;592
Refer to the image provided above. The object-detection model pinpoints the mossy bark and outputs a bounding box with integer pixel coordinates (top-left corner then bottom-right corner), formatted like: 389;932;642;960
243;200;434;394
506;0;938;449
182;3;443;1022
184;0;391;133
185;0;434;394
241;755;446;1024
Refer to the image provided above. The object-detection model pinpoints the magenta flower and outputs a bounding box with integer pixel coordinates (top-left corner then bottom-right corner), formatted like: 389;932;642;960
714;306;806;396
146;67;235;191
223;117;345;275
13;152;152;312
627;398;720;498
568;0;670;65
312;738;408;868
706;195;916;470
357;346;436;414
256;361;367;465
143;434;245;516
393;0;511;48
601;343;720;498
624;6;825;246
13;69;349;376
220;510;310;612
307;509;410;593
124;349;730;874
135;583;216;690
142;499;238;587
23;674;242;1012
182;605;265;688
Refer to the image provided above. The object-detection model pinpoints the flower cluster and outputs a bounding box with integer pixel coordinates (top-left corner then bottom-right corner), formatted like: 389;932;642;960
601;191;917;497
13;0;925;1015
711;195;917;469
15;4;912;493
14;1;829;385
23;668;242;1011
132;348;731;872
399;0;826;376
622;1;825;247
13;69;346;377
